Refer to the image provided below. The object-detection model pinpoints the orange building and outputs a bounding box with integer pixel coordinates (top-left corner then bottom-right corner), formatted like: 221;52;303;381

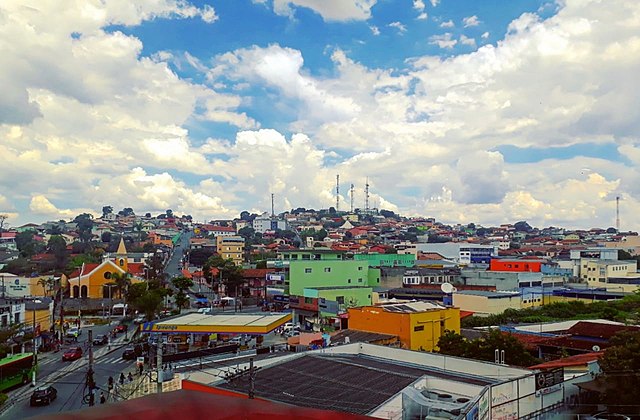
489;259;543;272
347;301;460;352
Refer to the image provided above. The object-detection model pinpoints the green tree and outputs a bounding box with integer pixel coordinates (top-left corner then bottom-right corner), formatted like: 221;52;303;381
203;255;243;295
598;331;640;413
16;231;41;257
436;330;468;357
127;282;168;321
73;213;94;243
47;235;68;269
0;214;8;233
102;206;113;217
171;276;193;312
112;271;132;299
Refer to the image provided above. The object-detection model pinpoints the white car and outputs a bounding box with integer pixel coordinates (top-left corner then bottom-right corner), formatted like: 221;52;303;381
66;327;81;338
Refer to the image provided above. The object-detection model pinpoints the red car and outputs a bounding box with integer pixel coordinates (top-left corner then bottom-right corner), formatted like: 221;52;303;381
114;324;128;333
62;347;83;361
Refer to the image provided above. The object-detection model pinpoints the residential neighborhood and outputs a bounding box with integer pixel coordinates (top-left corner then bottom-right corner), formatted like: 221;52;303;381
1;205;640;418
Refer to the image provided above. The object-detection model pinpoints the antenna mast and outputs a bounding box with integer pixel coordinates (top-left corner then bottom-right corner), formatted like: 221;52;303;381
336;174;340;212
271;193;275;217
350;184;355;213
364;178;370;214
616;196;620;233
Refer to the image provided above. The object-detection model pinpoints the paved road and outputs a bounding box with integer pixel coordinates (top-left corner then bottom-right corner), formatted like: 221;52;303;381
4;323;135;419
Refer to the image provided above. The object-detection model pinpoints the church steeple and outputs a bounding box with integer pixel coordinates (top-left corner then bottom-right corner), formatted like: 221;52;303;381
115;237;128;271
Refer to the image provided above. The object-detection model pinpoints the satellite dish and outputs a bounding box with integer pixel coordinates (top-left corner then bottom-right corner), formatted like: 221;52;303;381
441;283;454;294
592;345;601;352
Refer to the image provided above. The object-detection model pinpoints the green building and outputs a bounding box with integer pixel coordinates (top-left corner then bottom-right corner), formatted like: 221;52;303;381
288;260;380;296
354;253;416;267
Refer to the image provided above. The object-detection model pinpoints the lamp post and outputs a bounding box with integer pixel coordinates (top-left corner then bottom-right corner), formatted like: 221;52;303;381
31;299;42;387
104;284;117;349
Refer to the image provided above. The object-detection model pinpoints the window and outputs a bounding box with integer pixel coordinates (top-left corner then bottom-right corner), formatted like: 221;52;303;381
336;296;344;304
304;268;312;273
304;297;313;304
414;326;424;332
14;313;20;324
119;258;125;267
348;279;351;283
291;254;298;260
314;254;321;260
302;254;310;260
358;266;363;271
324;267;331;273
104;272;112;279
358;278;363;283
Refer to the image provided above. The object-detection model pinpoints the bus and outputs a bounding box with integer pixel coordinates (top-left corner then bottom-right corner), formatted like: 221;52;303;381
112;303;128;317
0;353;37;391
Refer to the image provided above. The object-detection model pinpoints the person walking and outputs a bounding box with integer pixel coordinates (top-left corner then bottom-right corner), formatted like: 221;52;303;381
119;372;125;385
100;392;106;404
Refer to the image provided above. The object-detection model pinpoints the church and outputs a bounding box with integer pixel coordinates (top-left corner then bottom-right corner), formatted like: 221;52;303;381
66;238;146;299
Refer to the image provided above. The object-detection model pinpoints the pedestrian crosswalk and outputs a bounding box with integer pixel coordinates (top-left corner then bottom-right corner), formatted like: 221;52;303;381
37;351;133;366
98;355;132;365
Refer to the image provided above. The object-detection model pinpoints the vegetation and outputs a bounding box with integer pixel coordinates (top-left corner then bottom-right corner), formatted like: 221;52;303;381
437;329;539;367
462;295;640;328
597;331;640;414
171;276;194;312
202;254;244;295
126;281;170;321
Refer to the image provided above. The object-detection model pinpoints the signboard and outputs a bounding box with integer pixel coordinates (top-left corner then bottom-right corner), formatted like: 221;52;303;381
267;274;285;282
535;368;564;391
273;295;289;303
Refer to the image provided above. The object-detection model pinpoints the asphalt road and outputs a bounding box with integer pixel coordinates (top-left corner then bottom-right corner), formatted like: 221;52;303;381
4;322;136;419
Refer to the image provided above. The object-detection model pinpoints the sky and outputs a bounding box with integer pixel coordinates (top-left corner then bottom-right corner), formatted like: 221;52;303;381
1;0;640;230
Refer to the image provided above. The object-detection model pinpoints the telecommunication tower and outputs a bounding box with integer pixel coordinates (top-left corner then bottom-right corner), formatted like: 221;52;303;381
336;174;340;212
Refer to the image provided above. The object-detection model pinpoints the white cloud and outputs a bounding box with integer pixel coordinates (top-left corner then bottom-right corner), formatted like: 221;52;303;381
271;0;377;21
369;25;381;36
413;0;426;11
481;31;490;39
430;33;457;49
430;0;440;6
459;34;476;47
463;15;481;27
417;13;428;20
388;21;407;34
440;20;454;28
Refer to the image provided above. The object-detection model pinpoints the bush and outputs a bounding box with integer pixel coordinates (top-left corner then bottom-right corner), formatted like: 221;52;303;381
0;393;8;407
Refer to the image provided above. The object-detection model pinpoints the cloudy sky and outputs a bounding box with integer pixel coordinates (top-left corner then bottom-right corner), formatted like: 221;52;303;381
1;0;639;230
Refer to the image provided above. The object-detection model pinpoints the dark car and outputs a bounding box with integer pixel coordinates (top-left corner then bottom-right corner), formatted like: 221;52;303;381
62;347;82;361
93;334;108;345
122;345;141;360
30;385;57;406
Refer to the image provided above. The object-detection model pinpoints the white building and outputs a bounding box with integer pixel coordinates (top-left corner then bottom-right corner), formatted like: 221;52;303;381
252;213;289;234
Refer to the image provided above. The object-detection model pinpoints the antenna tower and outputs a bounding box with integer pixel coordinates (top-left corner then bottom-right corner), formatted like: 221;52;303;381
271;193;275;217
350;184;355;213
364;178;370;213
336;174;340;212
616;196;620;233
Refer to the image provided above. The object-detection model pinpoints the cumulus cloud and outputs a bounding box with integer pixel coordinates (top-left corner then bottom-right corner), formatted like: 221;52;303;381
270;0;377;21
459;34;476;47
369;25;381;35
413;0;427;19
440;20;454;28
463;15;481;27
388;21;407;34
430;33;457;49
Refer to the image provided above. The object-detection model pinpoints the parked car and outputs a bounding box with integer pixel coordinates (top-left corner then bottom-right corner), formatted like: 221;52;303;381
30;385;57;406
62;347;83;361
197;308;213;315
584;413;631;420
134;315;145;324
93;334;108;345
66;327;81;338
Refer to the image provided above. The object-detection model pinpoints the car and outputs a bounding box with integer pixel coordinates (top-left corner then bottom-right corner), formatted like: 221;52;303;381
122;344;143;361
134;315;145;324
30;385;57;406
584;413;631;420
66;327;81;338
62;347;83;361
93;334;108;345
114;324;128;333
197;307;212;315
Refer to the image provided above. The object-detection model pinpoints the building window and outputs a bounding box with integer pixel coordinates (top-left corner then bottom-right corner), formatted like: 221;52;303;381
14;313;20;324
348;279;352;283
336;296;344;304
324;267;331;273
314;254;321;260
119;258;125;266
302;254;311;260
291;254;298;260
414;325;424;332
358;278;363;283
358;266;363;271
104;272;112;280
304;268;312;273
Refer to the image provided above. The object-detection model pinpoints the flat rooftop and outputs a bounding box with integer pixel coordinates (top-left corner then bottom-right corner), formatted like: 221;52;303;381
219;353;497;415
140;312;291;334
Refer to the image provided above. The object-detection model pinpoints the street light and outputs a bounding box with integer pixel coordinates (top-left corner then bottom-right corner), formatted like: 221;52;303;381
31;299;42;387
104;284;117;349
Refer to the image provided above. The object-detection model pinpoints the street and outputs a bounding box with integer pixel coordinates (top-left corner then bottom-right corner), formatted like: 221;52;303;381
3;322;135;419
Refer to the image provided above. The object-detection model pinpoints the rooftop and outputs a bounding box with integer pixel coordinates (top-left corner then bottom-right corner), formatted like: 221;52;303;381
141;312;291;335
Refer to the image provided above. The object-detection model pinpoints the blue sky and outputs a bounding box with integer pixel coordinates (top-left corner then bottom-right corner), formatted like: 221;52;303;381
0;0;639;230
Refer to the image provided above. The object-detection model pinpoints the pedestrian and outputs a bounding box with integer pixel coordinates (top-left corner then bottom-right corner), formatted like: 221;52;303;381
119;372;125;385
100;392;106;404
138;363;143;376
128;372;133;383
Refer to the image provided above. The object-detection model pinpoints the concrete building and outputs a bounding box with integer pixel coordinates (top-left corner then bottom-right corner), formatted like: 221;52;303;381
402;268;460;286
416;243;496;265
0;299;26;327
585;259;640;292
205;342;576;419
453;290;522;316
348;301;460;351
215;235;245;266
354;252;416;267
252;213;289;234
570;248;619;278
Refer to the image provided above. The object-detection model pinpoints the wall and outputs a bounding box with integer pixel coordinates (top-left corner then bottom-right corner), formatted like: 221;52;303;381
288;260;372;296
354;253;416;267
453;293;521;316
317;287;373;314
490;259;542;272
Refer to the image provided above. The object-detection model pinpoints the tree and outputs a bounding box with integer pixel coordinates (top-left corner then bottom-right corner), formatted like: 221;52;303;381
380;209;398;219
203;255;243;295
112;271;132;299
619;249;634;260
37;277;56;297
127;282;168;321
172;276;193;312
102;206;113;217
47;235;68;269
189;248;216;267
118;208;135;217
73;213;94;243
144;253;165;283
598;331;640;412
436;330;468;357
144;212;152;218
514;221;533;233
101;231;112;243
0;214;7;233
166;209;174;218
16;231;42;258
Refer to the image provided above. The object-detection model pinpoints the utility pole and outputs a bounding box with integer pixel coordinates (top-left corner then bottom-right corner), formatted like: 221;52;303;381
32;308;37;387
350;184;354;213
87;329;95;406
249;358;256;399
336;174;340;212
156;341;163;394
59;288;64;344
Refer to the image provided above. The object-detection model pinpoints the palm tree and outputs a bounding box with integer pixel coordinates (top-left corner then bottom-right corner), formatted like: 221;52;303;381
37;277;55;297
112;271;131;300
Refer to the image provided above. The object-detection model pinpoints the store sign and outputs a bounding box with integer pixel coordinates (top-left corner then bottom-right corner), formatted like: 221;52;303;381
535;367;564;391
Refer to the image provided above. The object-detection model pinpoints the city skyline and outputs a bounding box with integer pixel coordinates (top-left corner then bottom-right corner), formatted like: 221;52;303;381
1;0;639;230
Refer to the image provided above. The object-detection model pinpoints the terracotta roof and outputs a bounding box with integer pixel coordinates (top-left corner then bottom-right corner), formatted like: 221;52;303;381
242;268;275;278
529;352;604;370
567;321;640;339
127;263;145;276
